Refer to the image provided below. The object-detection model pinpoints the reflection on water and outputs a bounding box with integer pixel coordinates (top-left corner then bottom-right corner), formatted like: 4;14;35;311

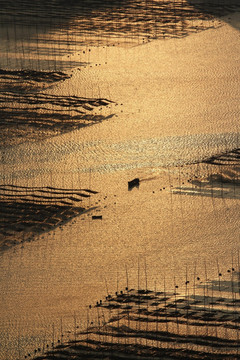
1;0;236;70
0;82;114;148
173;148;240;199
0;132;239;181
0;185;99;251
31;271;240;359
1;133;240;358
1;187;240;359
0;1;240;359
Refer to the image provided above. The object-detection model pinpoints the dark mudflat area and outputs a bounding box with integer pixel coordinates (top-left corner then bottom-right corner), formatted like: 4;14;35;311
33;281;240;360
1;0;239;53
0;185;98;251
0;69;114;147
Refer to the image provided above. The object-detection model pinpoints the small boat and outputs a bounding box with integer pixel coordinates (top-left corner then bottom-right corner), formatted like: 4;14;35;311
92;215;102;220
128;178;140;190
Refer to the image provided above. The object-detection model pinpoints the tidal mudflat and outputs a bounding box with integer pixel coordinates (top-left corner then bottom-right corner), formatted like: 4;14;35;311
32;271;240;360
0;1;240;359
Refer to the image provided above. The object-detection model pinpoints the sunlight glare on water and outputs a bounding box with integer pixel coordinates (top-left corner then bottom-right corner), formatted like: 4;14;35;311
0;1;240;359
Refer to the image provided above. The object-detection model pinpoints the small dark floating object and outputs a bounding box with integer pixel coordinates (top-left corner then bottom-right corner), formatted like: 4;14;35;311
92;215;102;220
128;178;140;190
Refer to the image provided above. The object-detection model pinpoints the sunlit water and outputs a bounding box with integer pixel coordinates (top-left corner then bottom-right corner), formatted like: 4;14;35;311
1;0;233;71
0;7;240;360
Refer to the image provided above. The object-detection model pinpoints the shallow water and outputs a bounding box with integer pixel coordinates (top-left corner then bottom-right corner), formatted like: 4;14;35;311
0;4;240;360
1;173;240;358
0;0;229;71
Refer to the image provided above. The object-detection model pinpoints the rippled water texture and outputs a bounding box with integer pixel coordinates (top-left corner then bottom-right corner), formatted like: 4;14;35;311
0;1;240;359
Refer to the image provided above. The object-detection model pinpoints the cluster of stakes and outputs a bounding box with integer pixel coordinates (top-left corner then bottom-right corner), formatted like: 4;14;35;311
19;264;240;360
